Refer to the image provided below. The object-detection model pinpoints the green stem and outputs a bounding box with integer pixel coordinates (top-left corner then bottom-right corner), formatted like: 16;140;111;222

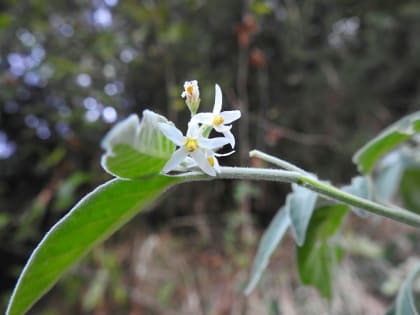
197;166;420;228
296;174;420;228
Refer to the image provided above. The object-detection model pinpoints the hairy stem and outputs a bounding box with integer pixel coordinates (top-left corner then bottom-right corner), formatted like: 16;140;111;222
204;166;420;228
296;174;420;228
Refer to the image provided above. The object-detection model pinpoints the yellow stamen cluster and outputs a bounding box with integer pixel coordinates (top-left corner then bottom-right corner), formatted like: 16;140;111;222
186;85;194;96
207;156;215;167
213;115;224;126
185;138;198;152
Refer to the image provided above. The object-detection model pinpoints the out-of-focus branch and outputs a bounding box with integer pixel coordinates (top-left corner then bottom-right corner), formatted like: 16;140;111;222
256;117;339;147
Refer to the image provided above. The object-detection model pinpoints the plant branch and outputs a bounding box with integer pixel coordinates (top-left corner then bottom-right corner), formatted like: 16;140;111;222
178;165;420;228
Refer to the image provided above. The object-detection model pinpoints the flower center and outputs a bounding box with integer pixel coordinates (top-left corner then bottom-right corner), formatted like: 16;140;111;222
207;156;215;167
185;137;198;152
186;85;194;96
213;115;224;126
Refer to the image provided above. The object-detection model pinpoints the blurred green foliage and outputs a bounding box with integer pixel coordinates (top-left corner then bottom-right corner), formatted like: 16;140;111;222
2;0;420;311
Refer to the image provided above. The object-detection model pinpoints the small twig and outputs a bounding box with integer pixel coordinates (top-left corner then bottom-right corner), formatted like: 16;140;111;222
257;117;338;147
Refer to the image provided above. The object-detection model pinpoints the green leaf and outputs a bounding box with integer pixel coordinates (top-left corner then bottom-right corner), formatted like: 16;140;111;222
101;110;175;179
102;143;169;179
6;176;180;315
375;151;406;202
244;183;318;294
394;264;420;315
400;168;420;214
342;176;371;217
244;208;290;294
297;204;348;299
342;176;370;200
353;111;420;174
287;183;318;246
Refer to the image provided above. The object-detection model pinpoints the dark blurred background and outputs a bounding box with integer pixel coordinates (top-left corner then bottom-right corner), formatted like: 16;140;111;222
1;0;420;314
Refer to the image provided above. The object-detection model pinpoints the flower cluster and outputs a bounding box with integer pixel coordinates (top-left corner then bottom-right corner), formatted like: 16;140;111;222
158;81;241;176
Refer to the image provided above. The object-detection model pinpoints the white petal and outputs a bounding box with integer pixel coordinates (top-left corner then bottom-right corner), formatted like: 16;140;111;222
214;124;231;133
199;136;229;150
191;112;214;125
212;156;221;173
158;123;185;146
220;110;241;124
162;148;188;173
186;121;200;137
182;156;197;168
213;84;222;114
191;150;216;176
223;129;235;148
215;150;235;157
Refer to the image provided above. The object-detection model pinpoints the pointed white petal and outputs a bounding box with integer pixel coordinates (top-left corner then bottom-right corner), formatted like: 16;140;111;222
214;124;232;133
190;113;214;125
199;136;229;150
162;148;188;173
220;110;241;124
215;150;235;157
158;123;185;146
191;150;216;176
212;156;221;173
213;84;223;114
223;129;235;148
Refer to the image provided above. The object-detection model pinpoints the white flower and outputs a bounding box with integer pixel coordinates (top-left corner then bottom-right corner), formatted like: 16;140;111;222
181;80;200;115
191;84;241;147
203;150;235;173
178;149;235;174
204;151;221;174
158;122;229;176
179;151;221;173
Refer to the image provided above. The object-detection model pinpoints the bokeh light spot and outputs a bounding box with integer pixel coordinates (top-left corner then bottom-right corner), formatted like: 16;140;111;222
102;106;117;123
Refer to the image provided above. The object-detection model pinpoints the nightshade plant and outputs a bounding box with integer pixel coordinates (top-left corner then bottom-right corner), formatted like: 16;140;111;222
6;81;420;315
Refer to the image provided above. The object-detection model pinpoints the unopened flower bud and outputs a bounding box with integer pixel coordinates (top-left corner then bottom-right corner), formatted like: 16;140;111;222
181;80;200;115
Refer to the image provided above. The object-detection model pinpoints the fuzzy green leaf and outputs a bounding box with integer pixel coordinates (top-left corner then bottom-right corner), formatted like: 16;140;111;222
385;265;420;315
342;176;371;217
245;183;318;294
297;204;348;299
287;183;318;246
375;151;406;202
6;176;180;315
101;110;175;179
353;111;420;174
244;208;290;294
400;168;420;214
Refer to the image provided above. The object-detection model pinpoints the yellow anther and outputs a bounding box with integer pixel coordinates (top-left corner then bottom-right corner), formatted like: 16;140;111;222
207;156;215;167
185;137;198;152
213;115;224;126
186;85;194;96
